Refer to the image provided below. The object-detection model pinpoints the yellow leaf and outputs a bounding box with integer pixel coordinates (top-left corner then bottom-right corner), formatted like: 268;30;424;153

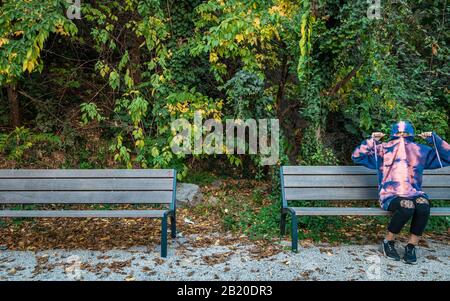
235;34;244;43
26;48;33;59
0;38;9;48
209;52;218;63
23;59;36;73
253;17;260;29
55;24;68;36
22;60;28;72
28;60;35;73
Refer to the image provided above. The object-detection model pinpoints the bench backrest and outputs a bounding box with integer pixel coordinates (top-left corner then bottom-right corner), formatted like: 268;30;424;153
280;166;450;207
0;169;177;209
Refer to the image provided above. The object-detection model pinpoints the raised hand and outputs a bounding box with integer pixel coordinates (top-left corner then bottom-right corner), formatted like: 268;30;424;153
371;132;386;141
418;132;433;139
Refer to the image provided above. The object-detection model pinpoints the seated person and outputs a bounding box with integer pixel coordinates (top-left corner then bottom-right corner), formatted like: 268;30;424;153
352;121;450;264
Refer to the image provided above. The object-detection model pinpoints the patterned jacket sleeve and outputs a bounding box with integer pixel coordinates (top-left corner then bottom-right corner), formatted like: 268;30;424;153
351;138;381;170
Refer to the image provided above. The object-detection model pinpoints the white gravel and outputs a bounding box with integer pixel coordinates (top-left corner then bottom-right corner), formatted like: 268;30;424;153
0;235;448;281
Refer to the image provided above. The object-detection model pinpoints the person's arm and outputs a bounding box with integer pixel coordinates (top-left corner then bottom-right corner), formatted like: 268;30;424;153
351;133;383;170
421;132;450;169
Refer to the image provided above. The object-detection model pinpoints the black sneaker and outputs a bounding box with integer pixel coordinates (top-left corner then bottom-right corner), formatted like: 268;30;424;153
403;244;418;265
381;239;400;261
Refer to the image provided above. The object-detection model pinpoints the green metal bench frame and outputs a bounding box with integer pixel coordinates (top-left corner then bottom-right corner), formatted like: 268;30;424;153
280;166;450;252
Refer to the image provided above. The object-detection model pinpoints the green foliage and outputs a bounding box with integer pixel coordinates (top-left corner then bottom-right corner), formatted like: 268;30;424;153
192;0;280;80
222;190;280;240
80;103;104;125
184;170;222;186
0;0;77;84
317;0;449;139
297;0;314;82
426;201;450;233
80;0;171;169
297;215;346;242
3;0;446;169
220;70;274;119
299;126;339;165
221;167;286;240
0;127;61;161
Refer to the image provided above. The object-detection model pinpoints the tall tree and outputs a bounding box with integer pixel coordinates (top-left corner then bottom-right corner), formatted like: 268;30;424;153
0;0;77;128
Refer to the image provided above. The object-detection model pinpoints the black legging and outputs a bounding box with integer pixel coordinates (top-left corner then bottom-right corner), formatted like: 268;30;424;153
387;197;430;236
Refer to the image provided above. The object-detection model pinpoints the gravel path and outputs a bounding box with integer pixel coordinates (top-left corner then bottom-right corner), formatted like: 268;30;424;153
0;235;448;281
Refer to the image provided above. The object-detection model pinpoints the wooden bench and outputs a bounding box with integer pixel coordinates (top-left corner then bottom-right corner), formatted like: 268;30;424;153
280;166;450;252
0;169;177;257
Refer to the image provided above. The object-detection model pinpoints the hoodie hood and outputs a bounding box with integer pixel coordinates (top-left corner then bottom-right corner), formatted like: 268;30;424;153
390;121;415;140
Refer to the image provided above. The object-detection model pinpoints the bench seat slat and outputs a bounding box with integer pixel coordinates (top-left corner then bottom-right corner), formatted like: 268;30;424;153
0;169;174;178
292;207;450;216
283;175;450;188
283;166;450;175
0;178;174;191
284;188;450;200
0;191;173;204
0;210;168;218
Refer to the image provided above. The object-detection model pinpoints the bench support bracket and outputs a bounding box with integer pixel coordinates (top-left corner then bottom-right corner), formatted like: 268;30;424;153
280;209;287;236
282;208;298;252
170;212;176;239
161;212;169;257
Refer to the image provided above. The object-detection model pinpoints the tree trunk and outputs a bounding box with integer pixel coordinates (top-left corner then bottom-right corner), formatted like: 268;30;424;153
127;13;143;86
6;83;20;128
275;51;307;163
275;53;289;120
129;37;142;84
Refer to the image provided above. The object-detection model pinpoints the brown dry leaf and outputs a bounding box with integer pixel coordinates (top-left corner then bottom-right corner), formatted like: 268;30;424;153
202;252;233;266
153;258;164;265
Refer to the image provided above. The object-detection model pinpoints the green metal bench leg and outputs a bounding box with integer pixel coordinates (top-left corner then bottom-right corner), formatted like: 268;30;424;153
291;213;298;253
280;211;287;236
170;213;176;239
161;213;168;257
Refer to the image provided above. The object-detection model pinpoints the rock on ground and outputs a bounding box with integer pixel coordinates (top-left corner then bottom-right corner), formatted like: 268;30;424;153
176;183;203;207
0;235;448;281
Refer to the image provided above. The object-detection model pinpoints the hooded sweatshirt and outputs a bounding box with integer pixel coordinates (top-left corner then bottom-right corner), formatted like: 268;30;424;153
351;121;450;210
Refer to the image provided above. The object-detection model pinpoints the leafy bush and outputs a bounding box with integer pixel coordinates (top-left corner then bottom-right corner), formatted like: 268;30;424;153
0;127;61;162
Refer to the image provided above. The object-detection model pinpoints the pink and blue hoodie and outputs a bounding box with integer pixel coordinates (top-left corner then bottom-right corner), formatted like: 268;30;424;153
352;121;450;210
